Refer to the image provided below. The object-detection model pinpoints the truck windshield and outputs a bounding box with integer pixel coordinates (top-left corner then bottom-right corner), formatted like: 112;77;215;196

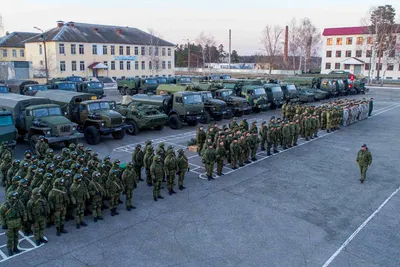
254;88;266;95
87;82;103;89
88;102;110;111
59;83;76;91
29;85;48;92
157;78;167;83
145;79;158;85
0;86;8;93
0;115;13;126
201;92;213;101
33;107;62;117
221;75;231;79
286;84;297;92
179;77;192;83
271;86;282;93
67;77;83;82
183;94;202;104
220;90;233;97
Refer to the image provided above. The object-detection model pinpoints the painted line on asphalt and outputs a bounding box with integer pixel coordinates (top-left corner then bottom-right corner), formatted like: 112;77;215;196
0;231;44;263
322;185;400;267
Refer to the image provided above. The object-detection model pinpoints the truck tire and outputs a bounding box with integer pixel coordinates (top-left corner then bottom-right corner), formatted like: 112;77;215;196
200;111;211;124
154;125;164;131
112;130;125;140
29;135;39;153
168;114;182;130
126;120;139;135
84;126;101;145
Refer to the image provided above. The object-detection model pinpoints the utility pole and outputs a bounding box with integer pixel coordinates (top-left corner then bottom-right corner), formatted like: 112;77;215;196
228;29;231;69
187;39;190;74
34;27;49;84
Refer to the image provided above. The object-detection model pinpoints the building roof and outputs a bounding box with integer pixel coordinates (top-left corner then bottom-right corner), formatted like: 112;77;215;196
24;21;175;47
322;26;369;36
341;57;366;65
0;32;39;48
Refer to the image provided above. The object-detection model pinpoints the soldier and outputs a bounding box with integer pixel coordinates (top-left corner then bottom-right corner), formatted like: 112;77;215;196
0;146;12;187
106;170;123;216
122;162;137;210
26;164;37;184
0;191;27;256
88;172;105;222
281;102;287;120
265;126;273;156
35;136;49;160
202;142;216;181
239;118;249;131
281;122;290;150
250;121;258;134
259;122;267;151
304;115;312;141
293;120;300;146
196;126;206;156
132;144;144;182
48;178;69;236
144;146;155;186
70;174;89;229
369;98;374;116
206;125;215;143
17;179;32;236
356;144;373;183
164;149;177;195
156;143;166;182
144;140;152;153
225;132;233;164
176;149;188;190
215;141;226;176
27;188;49;246
76;143;85;155
60;148;70;161
150;155;164;201
229;117;239;130
248;132;259;161
83;148;92;166
68;143;77;153
230;137;240;169
31;168;45;189
20;150;33;168
7;175;22;195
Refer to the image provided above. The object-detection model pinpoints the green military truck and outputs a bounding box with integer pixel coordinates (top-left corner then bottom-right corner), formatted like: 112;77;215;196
47;80;77;91
283;76;339;97
279;83;300;103
116;96;168;135
0;94;83;152
131;90;204;129
117;78;159;95
0;109;17;148
36;91;130;145
213;88;251;117
262;83;284;109
5;79;39;95
77;81;105;99
0;84;9;94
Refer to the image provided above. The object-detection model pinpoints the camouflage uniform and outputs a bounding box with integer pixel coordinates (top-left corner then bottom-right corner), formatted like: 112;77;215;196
215;141;226;176
122;163;137;210
35;136;49;160
150;156;164;201
17;179;32;235
48;178;69;236
88;172;106;222
69;175;89;228
164;148;177;194
196;127;206;155
132;144;144;182
248;133;259;160
176;150;188;190
27;188;49;245
144;146;155;186
106;170;123;216
202;143;216;180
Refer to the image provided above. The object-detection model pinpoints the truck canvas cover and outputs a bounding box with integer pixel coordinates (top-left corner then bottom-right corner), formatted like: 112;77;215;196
0;94;50;120
35;90;96;109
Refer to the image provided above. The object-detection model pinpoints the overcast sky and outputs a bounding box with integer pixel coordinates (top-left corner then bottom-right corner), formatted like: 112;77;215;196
1;0;399;55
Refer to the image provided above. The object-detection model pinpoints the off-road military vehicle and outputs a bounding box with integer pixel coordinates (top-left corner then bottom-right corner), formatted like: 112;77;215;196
116;96;168;135
0;94;82;152
279;83;300;103
262;83;284;109
47;81;77;91
36;91;130;145
77;81;105;99
118;78;159;95
213;88;251;117
0;109;17;148
131;89;204;129
21;84;49;96
5;79;39;95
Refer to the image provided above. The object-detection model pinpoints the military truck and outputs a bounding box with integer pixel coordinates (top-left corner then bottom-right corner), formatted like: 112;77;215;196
47;81;77;91
279;83;300;103
77;81;105;99
5;79;39;94
263;83;284;109
213;88;251;117
116;96;168;135
0;109;17;148
0;94;83;152
21;84;49;96
0;84;9;94
36;91;130;145
131;90;204;129
282;76;338;97
118;78;159;95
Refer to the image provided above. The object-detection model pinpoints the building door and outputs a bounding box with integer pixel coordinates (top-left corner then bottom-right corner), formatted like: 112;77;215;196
13;61;30;79
354;65;361;75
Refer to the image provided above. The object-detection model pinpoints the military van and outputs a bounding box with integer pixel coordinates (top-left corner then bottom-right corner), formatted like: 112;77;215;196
77;81;105;99
0;109;17;148
36;91;130;145
22;84;49;96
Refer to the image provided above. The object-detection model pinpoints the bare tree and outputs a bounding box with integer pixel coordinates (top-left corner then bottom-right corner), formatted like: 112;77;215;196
261;25;283;74
288;18;301;73
196;31;209;70
147;28;162;76
297;18;321;72
0;13;3;36
33;50;56;79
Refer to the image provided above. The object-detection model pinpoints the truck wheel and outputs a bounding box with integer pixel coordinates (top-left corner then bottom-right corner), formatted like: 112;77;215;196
154;125;164;131
200;111;211;124
29;135;39;153
126;121;139;135
187;120;199;127
168;114;182;130
84;126;101;145
112;130;125;140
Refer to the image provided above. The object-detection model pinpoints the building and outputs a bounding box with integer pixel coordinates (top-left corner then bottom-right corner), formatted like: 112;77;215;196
24;21;175;79
321;26;400;79
0;31;38;80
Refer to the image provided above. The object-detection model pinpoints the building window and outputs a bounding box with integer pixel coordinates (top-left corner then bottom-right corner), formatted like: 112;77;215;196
79;45;84;54
355;50;362;57
59;44;65;54
135;61;139;70
20;49;24;57
367;37;373;45
12;49;17;57
168;61;171;69
365;63;370;70
336;38;342;45
366;50;372;57
387;64;394;71
346;37;353;45
60;61;66;71
141;61;145;70
103;45;107;55
1;49;7;57
356;37;363;45
168;48;171;56
72;61;77;71
327;38;332;46
335;63;340;69
141;47;145;56
155;61;159;70
119;61;124;70
119;46;124;55
111;61;115;70
79;61;85;71
134;47;138;55
127;61;131;70
103;61;108;67
71;44;76;55
335;51;341;57
149;47;153;56
111;45;115;55
344;64;350;70
162;61;166;69
39;45;42;55
162;48;166;56
149;61;153;70
326;51;332;57
126;46;130;55
345;50;351;57
325;63;331;69
40;60;43;66
155;47;159;56
376;63;382;70
92;45;97;55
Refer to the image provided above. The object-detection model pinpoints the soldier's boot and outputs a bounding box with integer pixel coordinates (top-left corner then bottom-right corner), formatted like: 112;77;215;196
80;221;87;227
273;150;279;153
267;151;272;156
305;137;310;141
56;227;61;236
252;157;257;161
153;197;158;201
35;240;41;246
158;195;164;199
179;185;186;190
147;182;153;187
60;225;68;234
127;206;131;211
261;147;266;151
118;199;123;204
171;189;177;194
327;129;331;133
98;216;104;220
76;224;80;229
114;208;119;215
13;246;20;254
8;249;13;256
40;237;48;243
169;190;173;196
94;217;98;222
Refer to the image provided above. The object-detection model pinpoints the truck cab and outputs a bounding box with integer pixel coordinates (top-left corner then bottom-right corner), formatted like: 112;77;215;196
239;85;269;112
0;110;17;148
263;83;284;109
22;84;48;96
77;81;105;98
214;88;251;117
280;83;300;103
0;84;9;94
198;91;231;123
48;81;77;91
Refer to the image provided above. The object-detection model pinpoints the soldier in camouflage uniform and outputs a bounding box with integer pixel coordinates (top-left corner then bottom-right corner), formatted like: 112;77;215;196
35;136;49;160
229;117;239;130
196;126;206;156
165;148;177;195
27;188;49;246
281;122;290;150
259;122;267;151
156;143;166;182
7;175;22;195
215;140;226;176
144;140;152;153
202;143;216;181
248;132;260;161
17;178;32;235
122;162;137;210
31;168;45;189
88;172;105;222
144;146;155;186
0;147;12;187
151;155;164;201
106;170;123;216
70;174;89;229
304;114;312;141
61;148;70;161
230;137;240;169
132;144;144;182
76;143;85;155
239;118;249;131
48;178;69;236
176;149;188;190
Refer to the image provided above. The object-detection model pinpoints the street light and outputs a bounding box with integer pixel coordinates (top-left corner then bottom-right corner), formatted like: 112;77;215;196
33;26;49;84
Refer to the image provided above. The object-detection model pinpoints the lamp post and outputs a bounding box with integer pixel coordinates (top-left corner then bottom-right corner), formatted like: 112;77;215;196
34;27;49;84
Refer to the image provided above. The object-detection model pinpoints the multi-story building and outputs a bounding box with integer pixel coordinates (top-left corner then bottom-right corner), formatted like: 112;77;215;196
321;26;400;79
25;21;175;79
0;31;38;79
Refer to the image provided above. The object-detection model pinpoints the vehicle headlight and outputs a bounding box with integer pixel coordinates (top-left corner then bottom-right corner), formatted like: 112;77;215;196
212;107;216;110
201;109;204;113
101;122;105;126
46;131;51;135
72;126;76;131
186;111;190;115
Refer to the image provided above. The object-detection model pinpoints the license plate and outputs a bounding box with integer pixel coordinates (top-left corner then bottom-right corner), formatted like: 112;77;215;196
115;128;122;131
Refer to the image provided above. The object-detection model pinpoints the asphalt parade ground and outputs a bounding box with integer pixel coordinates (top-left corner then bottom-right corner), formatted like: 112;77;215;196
2;87;400;266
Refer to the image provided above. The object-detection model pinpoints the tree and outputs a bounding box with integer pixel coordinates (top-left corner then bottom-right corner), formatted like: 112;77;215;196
296;18;321;72
0;13;3;36
147;28;162;75
231;50;239;63
218;44;227;62
261;25;283;73
288;18;301;72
